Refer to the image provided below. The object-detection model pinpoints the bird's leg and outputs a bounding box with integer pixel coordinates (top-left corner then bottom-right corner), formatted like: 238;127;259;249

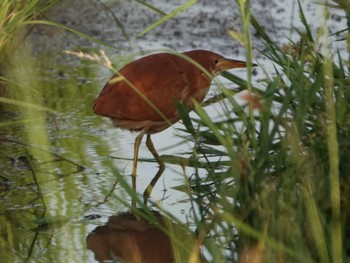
143;134;166;204
132;129;146;206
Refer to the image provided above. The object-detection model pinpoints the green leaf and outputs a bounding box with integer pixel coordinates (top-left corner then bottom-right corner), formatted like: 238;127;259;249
137;0;197;37
22;20;118;49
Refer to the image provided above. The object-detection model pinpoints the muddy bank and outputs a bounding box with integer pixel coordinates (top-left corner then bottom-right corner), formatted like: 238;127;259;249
28;0;300;58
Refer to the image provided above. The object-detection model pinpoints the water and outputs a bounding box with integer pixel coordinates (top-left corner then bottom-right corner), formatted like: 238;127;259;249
0;44;200;263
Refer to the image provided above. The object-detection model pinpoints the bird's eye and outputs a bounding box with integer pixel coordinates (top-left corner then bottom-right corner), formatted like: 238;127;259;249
214;59;219;64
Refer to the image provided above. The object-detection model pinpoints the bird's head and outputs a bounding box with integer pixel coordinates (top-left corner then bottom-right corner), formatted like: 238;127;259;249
183;50;253;76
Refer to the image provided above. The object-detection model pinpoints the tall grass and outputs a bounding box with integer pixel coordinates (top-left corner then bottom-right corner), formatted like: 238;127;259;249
0;0;59;63
1;0;349;262
176;1;350;262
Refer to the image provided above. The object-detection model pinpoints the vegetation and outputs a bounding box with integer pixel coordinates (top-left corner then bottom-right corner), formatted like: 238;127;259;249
174;0;350;262
0;0;59;62
1;0;349;262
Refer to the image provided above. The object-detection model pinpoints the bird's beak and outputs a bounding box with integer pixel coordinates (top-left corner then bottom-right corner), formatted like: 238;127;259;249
216;58;256;73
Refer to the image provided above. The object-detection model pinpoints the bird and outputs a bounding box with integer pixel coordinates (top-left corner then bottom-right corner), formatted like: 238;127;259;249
93;49;250;200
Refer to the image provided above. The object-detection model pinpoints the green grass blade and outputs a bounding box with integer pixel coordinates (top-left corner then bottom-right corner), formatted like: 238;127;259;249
303;183;330;263
134;0;167;16
0;97;55;112
297;0;314;42
96;0;130;45
22;20;118;49
137;0;197;37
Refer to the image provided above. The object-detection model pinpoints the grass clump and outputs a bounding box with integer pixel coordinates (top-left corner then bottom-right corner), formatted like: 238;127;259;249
0;0;59;63
176;1;350;262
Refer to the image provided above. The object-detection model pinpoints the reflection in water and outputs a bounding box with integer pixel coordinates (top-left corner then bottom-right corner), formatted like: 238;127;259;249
87;210;177;263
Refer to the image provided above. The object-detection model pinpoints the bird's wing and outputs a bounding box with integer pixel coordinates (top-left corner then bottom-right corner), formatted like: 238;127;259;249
94;53;211;123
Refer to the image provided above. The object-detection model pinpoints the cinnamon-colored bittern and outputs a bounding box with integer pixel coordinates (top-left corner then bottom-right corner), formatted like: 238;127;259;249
93;50;249;198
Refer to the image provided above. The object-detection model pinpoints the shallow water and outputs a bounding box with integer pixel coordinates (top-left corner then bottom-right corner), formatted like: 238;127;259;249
0;49;200;262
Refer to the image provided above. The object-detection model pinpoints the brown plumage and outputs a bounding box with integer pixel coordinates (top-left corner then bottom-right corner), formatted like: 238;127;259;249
93;50;249;201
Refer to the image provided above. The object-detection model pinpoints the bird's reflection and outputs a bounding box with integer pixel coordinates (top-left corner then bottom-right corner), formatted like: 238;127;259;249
87;209;194;263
